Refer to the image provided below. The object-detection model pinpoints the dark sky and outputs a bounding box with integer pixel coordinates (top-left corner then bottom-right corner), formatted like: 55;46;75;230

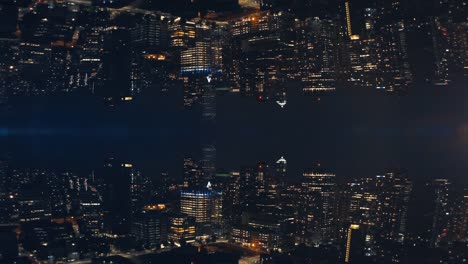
0;78;467;185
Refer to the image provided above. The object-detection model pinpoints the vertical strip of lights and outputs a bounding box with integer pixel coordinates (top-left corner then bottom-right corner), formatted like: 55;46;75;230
345;1;352;37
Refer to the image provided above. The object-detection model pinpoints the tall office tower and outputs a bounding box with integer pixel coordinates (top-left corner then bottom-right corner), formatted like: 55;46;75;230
0;37;18;104
346;36;380;88
451;188;468;242
77;190;104;237
0;225;19;262
238;166;263;212
300;169;336;244
132;205;169;248
223;171;242;226
431;17;468;85
47;172;69;218
0;0;18;38
210;22;230;79
130;14;172;93
183;158;204;188
172;19;208;108
20;3;75;43
132;15;169;52
201;75;217;119
254;162;284;217
344;224;366;263
334;183;352;244
274;156;287;178
168;213;196;245
295;18;338;94
169;19;196;49
346;21;412;92
201;146;216;181
374;173;412;244
0;160;14;224
428;179;452;247
229;11;295;98
75;26;105;91
377;21;412;93
346;172;412;258
129;169;152;216
94;28;132;106
0;0;18;103
363;8;378;37
98;158;139;235
452;23;468;78
17;184;52;223
180;41;213;106
201;22;229;117
180;189;223;225
15;42;53;95
344;0;353;38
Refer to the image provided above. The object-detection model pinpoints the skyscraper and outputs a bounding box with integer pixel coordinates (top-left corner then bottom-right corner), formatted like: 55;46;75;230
295;18;338;94
301;169;336;244
344;223;365;263
132;205;169;248
428;179;452;247
94;28;132;106
180;189;223;225
168;213;197;245
345;172;412;258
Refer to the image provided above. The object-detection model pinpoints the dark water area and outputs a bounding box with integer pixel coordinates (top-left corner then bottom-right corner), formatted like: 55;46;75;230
0;79;467;185
216;80;468;184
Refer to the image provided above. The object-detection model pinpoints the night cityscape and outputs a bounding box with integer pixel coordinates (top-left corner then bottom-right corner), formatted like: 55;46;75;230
0;0;467;263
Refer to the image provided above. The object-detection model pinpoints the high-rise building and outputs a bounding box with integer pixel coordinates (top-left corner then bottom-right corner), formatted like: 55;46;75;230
0;225;19;262
344;223;365;263
378;21;412;92
94;28;132;106
346;21;412;92
183;158;204;189
174;20;217;108
17;185;52;223
0;0;18;39
168;213;196;245
77;190;104;237
132;15;168;52
0;37;18;104
132;205;169;248
180;189;222;225
16;42;53;95
300;169;336;244
344;172;412;258
344;0;353;37
75;24;106;92
232;217;282;250
431;17;468;85
0;0;18;103
428;179;452;247
295;18;338;94
456;188;468;241
201;146;216;181
229;11;296;98
180;41;213;106
129;14;172;94
98;158;144;235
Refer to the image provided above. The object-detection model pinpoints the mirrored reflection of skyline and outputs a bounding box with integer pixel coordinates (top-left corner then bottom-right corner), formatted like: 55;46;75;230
0;0;467;262
1;82;467;263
